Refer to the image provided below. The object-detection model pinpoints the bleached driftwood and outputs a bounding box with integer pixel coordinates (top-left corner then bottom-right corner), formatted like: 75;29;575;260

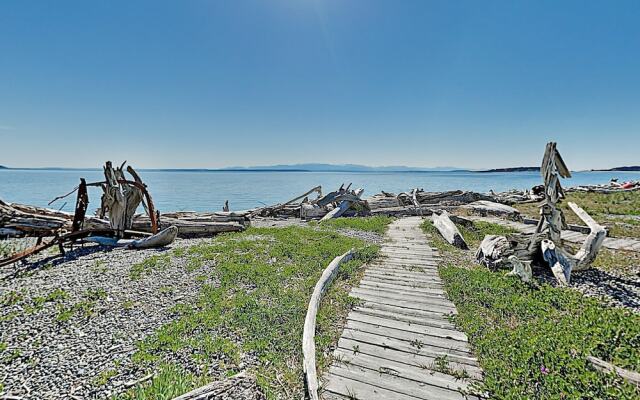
300;203;329;220
320;188;364;221
540;202;606;284
586;356;640;386
99;161;144;236
171;371;261;400
365;193;401;209
85;226;178;248
432;211;468;249
132;216;244;237
476;142;605;285
251;186;323;218
0;199;69;237
460;201;521;220
302;249;355;400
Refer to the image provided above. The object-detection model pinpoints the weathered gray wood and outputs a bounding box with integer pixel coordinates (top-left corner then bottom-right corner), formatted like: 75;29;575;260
460;200;521;219
340;332;476;366
321;217;482;399
304;249;355;400
432;211;468;249
586;356;640;385
320;188;364;221
331;348;473;394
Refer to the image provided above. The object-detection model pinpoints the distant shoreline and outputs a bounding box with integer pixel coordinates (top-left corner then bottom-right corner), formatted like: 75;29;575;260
1;165;639;173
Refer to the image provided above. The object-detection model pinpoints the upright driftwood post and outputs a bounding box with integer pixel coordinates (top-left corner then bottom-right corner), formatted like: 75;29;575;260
100;161;144;237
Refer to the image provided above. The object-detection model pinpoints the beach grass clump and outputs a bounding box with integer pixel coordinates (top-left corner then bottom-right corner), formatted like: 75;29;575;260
514;191;640;238
423;219;640;398
129;254;171;280
117;226;378;399
317;215;393;234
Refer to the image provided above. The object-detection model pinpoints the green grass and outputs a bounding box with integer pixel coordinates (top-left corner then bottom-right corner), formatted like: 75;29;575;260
129;254;171;280
423;218;640;398
316;216;393;234
514;191;640;238
116;226;378;400
441;264;640;399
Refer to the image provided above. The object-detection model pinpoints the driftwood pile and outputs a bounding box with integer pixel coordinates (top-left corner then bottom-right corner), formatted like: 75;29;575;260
0;161;248;268
366;190;522;220
476;142;606;285
252;183;369;221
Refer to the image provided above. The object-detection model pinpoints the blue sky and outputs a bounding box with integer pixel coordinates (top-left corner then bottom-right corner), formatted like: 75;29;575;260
1;0;639;169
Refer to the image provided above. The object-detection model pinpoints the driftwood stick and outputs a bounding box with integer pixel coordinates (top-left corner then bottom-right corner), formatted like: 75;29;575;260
303;249;355;400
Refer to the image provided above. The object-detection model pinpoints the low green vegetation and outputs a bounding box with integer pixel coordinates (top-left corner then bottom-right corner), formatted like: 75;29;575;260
316;215;393;234
441;265;640;399
130;254;171;280
424;219;640;399
514;191;640;238
117;226;378;400
94;368;118;386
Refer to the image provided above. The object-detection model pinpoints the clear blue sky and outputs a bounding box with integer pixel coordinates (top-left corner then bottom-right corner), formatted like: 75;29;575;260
1;1;639;169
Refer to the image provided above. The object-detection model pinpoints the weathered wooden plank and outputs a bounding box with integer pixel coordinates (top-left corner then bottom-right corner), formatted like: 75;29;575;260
339;334;479;373
347;312;467;342
322;372;421;400
328;364;455;400
332;348;473;395
349;292;457;314
351;287;453;307
352;306;456;330
344;320;472;356
358;280;446;296
356;301;453;320
360;275;445;289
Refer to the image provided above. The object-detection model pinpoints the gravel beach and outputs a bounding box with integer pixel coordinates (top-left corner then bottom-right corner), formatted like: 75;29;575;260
0;221;382;399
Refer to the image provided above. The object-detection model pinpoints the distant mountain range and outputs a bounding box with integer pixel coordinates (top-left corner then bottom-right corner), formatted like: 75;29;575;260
220;163;460;172
1;163;638;173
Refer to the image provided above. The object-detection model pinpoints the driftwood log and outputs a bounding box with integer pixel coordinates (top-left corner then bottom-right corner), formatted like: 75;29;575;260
302;249;355;400
251;186;322;218
586;356;640;386
432;211;468;249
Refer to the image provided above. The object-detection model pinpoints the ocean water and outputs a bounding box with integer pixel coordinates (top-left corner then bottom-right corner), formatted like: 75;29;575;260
1;169;638;213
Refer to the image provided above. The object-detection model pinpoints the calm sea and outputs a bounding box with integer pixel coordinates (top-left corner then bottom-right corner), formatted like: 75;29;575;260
1;169;638;213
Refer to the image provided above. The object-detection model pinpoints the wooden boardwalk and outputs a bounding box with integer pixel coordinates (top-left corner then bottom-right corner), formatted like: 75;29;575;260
468;216;640;252
321;217;482;400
